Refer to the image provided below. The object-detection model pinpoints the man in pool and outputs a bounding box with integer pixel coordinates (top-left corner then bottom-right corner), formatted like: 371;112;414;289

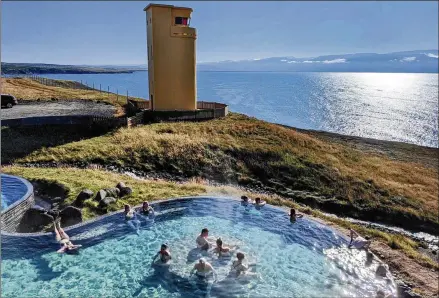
190;258;217;280
152;244;172;264
348;228;371;250
196;228;213;250
140;201;154;216
231;252;257;278
254;197;266;207
53;219;82;254
240;196;254;205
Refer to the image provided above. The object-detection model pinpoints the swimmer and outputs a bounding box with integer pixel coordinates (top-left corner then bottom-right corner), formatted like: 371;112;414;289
254;197;266;207
376;289;393;298
124;204;141;232
365;251;374;266
241;196;254;205
196;228;212;251
375;264;388;278
231;252;257;277
348;228;371;250
140;201;154;216
190;258;217;281
290;208;303;221
152;244;172;264
54;220;82;253
214;238;237;257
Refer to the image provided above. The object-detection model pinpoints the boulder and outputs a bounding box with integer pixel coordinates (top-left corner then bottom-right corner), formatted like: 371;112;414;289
116;182;126;191
104;188;120;199
93;189;107;202
119;187;133;197
99;197;117;209
20;208;54;232
73;189;94;207
60;206;83;227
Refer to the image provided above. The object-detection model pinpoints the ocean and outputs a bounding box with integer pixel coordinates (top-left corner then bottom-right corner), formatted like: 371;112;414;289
41;71;438;148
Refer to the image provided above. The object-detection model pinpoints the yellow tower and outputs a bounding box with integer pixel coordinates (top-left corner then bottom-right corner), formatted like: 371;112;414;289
144;3;197;111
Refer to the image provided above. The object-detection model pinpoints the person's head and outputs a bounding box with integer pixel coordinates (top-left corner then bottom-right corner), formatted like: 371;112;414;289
124;204;130;212
241;196;248;202
376;290;385;298
160;244;168;251
255;197;261;204
199;258;206;267
143;201;149;209
201;228;209;237
216;238;223;247
236;252;245;261
366;252;374;262
290;208;296;216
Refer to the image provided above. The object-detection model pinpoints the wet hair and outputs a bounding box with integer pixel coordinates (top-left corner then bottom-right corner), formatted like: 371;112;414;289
236;252;245;260
161;244;168;250
143;201;149;206
201;228;209;234
124;204;130;211
199;257;206;263
241;196;248;201
290;208;296;216
255;197;261;203
366;252;374;260
216;238;223;247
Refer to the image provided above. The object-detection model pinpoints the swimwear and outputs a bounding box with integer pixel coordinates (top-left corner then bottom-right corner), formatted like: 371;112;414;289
352;236;369;249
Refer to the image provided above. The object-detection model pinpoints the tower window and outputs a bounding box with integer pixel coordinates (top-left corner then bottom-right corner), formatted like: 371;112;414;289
175;17;188;25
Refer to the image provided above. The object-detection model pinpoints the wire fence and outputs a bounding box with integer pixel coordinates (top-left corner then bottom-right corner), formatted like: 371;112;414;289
15;74;134;106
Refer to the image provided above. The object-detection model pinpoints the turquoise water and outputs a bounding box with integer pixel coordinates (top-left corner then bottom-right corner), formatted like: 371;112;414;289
1;174;30;210
39;71;438;148
1;198;396;297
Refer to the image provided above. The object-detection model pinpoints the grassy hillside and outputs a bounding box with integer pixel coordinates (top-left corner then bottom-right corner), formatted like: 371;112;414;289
5;112;438;234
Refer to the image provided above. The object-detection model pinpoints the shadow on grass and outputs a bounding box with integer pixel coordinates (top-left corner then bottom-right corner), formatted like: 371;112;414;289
1;125;114;164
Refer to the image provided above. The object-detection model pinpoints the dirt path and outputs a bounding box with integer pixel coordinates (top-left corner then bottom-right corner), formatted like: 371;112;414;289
1;100;116;120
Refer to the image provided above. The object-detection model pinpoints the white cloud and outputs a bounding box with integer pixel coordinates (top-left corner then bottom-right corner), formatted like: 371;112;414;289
322;58;347;64
303;60;320;63
280;59;288;62
253;58;261;61
287;60;298;64
425;53;439;59
400;56;416;62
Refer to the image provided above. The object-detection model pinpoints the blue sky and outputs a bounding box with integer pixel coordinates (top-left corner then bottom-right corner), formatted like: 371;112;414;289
1;1;438;65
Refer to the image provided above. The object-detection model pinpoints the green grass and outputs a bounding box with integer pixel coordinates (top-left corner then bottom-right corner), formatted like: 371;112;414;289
8;113;438;233
2;166;205;221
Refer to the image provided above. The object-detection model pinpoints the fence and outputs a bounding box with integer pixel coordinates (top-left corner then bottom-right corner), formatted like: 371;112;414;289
1;115;127;129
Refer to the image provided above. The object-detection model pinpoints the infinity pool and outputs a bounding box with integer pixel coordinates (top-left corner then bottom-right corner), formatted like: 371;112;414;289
1;174;32;211
1;197;396;297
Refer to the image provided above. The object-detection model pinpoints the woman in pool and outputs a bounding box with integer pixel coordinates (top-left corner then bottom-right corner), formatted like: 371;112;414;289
54;220;82;254
140;201;154;216
348;228;371;250
152;244;172;264
240;196;254;205
290;208;303;221
254;197;266;207
214;238;238;257
124;204;141;232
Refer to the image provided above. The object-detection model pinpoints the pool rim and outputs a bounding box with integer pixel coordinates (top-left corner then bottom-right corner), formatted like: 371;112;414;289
1;173;34;214
0;195;350;243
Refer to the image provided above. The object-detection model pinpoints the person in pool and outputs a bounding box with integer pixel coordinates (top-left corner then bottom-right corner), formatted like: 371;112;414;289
196;228;213;251
54;219;82;254
214;238;238;257
289;208;303;221
254;197;266;207
152;244;172;264
190;258;217;280
348;228;371;250
140;201;154;216
231;252;257;278
124;204;141;231
240;196;254;205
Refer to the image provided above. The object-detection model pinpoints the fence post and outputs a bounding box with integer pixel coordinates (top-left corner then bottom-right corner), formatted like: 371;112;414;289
126;90;129;105
108;86;109;99
100;84;101;93
93;83;95;89
116;89;118;103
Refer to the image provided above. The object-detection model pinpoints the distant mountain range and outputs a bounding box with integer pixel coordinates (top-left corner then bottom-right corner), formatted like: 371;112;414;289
197;50;439;73
2;50;438;74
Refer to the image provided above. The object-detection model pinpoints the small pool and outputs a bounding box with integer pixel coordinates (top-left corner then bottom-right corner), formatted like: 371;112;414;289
1;174;33;211
1;197;397;297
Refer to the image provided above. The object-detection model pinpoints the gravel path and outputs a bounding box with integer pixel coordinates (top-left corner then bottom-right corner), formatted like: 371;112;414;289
1;100;116;120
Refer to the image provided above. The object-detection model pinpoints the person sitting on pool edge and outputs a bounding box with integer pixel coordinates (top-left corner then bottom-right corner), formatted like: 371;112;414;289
289;208;303;221
140;201;154;216
54;219;82;254
241;195;254;205
348;228;371;250
152;243;172;264
254;197;266;207
190;258;217;280
196;228;212;251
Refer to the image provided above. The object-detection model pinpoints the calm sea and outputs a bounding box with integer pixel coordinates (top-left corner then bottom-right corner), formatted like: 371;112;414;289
42;71;438;148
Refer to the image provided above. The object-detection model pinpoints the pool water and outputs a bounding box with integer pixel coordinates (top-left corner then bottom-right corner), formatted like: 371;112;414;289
1;197;397;297
1;174;30;211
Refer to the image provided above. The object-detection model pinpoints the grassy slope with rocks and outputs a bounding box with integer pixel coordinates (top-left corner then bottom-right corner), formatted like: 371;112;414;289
7;113;438;234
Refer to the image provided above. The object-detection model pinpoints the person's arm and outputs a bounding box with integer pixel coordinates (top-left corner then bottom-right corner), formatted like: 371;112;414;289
190;265;197;276
297;214;303;218
151;252;160;265
57;244;67;254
